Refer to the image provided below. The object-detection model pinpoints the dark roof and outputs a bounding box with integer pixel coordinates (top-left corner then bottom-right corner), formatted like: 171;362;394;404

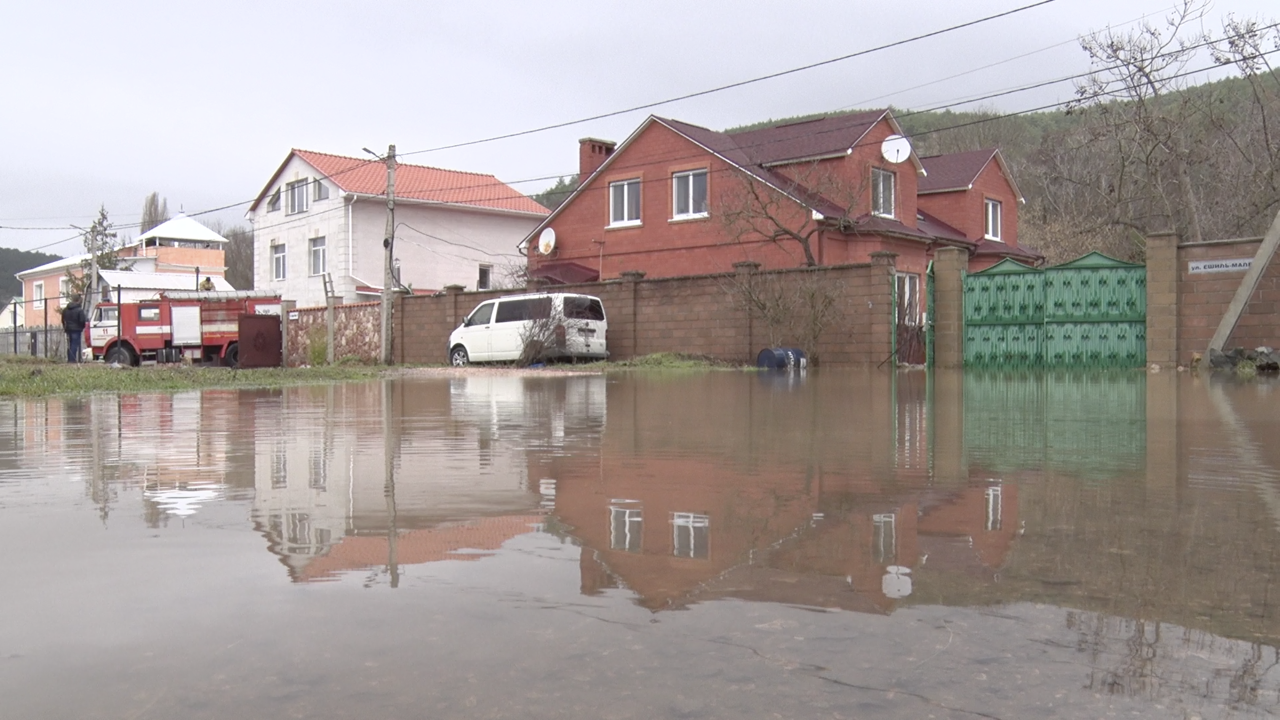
918;149;998;194
973;239;1044;261
916;211;972;245
725;111;886;165
529;261;599;285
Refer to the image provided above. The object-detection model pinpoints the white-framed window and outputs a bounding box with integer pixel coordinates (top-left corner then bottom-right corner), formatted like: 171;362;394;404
873;512;896;564
872;168;895;218
672;512;709;559
609;503;643;552
313;178;329;202
32;281;44;310
287;180;309;215
984;198;1002;241
896;272;921;326
672;169;708;219
267;188;282;213
272;243;286;281
609;179;641;227
59;277;69;305
477;265;492;290
308;236;326;276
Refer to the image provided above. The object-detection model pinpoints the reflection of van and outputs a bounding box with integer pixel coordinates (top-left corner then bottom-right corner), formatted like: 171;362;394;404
448;293;607;366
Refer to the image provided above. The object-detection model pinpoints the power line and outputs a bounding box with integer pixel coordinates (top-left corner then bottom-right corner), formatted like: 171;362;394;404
395;0;1059;158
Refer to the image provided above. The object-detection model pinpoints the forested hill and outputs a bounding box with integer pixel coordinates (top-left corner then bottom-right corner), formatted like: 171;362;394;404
0;247;63;305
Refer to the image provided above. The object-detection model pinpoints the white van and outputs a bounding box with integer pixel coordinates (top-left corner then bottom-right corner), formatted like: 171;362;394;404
448;292;607;366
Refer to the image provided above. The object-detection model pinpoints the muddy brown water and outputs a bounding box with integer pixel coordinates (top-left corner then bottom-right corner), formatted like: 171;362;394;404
2;369;1279;719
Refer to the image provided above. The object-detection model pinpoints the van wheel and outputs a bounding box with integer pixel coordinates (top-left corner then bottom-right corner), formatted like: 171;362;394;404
224;343;240;368
450;346;469;367
106;346;135;366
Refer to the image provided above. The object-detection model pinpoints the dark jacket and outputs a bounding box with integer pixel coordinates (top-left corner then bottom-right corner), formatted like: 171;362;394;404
61;302;87;334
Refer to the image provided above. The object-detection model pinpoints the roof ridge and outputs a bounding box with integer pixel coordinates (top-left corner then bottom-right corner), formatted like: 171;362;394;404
294;148;501;179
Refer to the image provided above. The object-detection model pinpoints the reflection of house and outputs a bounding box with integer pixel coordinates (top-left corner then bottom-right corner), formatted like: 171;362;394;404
247;149;548;308
524;110;1037;290
14;214;230;327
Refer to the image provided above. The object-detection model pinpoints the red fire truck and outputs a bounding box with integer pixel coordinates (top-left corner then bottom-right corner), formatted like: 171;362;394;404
87;291;283;367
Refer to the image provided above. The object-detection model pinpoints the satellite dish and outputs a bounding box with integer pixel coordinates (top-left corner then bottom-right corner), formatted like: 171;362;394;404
537;227;557;255
880;134;912;164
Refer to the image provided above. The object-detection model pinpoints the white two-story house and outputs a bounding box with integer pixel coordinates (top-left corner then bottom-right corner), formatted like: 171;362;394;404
248;149;548;308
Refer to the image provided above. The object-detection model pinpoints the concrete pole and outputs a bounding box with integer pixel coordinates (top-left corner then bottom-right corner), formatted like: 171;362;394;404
379;144;397;365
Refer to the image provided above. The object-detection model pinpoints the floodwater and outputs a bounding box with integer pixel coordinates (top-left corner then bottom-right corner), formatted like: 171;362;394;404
2;370;1280;719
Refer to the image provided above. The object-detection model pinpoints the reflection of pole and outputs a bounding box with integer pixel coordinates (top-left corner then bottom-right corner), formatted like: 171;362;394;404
383;378;400;588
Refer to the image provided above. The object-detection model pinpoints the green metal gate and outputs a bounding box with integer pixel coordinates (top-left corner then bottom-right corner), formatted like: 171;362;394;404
963;253;1146;369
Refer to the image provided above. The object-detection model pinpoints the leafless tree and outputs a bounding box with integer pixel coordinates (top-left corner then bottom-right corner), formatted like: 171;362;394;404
721;268;844;363
140;192;170;235
202;218;254;289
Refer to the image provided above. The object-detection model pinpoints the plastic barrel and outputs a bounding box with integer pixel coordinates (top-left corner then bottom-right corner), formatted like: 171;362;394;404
756;347;807;370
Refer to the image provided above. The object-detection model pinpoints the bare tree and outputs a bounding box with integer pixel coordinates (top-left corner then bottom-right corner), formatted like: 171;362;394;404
202;218;254;289
140;192;170;235
717;161;868;268
721;268;844;364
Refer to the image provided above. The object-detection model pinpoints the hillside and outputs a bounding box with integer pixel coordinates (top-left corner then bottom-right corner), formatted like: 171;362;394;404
0;247;63;306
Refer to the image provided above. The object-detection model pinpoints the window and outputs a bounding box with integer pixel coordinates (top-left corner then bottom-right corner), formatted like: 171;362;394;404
872;168;895;217
984;199;1002;241
138;305;161;322
313;178;329;202
609;179;641;226
59;278;69;304
985;484;1003;531
896;273;921;325
873;513;897;564
287;180;309;215
267;187;282;212
494;297;552;323
465;301;495;327
477;265;492;290
672;169;708;218
309;236;326;276
272;243;286;281
33;281;44;310
672;512;709;559
563;296;605;321
610;504;643;552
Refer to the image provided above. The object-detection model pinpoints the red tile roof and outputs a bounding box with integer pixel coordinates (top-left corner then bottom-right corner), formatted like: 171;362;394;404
252;149;548;215
918;149;999;194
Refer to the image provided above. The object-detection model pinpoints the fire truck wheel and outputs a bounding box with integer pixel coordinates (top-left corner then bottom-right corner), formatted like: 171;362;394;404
224;343;240;369
106;346;135;366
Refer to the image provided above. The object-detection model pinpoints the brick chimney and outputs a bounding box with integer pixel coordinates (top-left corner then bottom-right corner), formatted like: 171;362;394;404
579;138;616;179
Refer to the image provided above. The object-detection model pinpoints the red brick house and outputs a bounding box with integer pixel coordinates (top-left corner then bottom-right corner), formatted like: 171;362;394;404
524;110;1039;294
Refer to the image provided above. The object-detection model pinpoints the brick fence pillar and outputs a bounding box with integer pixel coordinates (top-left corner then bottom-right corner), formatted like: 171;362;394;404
1145;232;1179;367
932;247;966;369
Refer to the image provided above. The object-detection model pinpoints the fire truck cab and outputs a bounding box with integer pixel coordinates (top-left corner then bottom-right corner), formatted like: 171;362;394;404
88;291;282;367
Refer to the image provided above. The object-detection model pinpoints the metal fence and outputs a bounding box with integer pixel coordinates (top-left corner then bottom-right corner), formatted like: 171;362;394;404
0;296;74;361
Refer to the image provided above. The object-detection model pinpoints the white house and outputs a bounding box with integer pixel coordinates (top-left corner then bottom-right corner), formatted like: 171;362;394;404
247;149;548;308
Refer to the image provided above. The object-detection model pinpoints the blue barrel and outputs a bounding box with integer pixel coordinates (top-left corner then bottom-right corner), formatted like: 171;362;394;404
756;347;807;370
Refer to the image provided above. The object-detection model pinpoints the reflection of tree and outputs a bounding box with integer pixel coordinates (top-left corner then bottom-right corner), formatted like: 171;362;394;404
1229;643;1280;707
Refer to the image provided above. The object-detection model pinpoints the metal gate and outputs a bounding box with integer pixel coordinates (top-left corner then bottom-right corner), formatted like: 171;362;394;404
237;314;282;368
963;252;1146;369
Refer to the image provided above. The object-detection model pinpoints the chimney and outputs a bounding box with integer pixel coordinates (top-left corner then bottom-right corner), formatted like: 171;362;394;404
579;138;616;179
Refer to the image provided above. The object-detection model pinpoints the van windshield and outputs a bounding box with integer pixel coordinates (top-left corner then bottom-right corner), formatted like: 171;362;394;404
564;297;605;321
466;302;495;326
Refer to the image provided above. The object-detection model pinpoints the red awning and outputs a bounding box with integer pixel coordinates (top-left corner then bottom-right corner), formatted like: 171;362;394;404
529;262;599;285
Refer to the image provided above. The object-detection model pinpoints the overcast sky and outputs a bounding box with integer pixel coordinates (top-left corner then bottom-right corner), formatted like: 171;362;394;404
1;0;1275;256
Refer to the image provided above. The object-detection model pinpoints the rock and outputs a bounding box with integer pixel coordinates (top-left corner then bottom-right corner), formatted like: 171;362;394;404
1209;348;1234;369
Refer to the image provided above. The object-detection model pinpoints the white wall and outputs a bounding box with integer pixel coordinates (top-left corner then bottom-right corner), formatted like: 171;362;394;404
251;155;544;308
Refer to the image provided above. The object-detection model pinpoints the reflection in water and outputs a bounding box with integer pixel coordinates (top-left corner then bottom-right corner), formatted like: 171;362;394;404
4;370;1280;717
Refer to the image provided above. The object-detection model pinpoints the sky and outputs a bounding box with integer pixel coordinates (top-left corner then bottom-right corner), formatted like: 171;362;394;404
1;0;1276;257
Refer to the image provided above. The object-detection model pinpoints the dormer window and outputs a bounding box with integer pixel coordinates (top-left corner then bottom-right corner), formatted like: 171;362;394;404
984;199;1002;241
871;168;895;218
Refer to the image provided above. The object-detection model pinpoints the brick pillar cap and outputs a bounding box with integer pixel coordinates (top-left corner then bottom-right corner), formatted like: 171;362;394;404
443;284;466;294
619;270;646;281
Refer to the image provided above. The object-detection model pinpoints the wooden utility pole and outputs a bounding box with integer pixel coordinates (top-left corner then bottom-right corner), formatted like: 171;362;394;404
378;144;396;365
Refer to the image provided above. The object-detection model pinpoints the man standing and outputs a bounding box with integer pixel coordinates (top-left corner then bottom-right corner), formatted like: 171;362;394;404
61;294;87;363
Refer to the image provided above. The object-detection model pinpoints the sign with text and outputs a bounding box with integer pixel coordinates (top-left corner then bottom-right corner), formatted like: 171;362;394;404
1189;258;1252;274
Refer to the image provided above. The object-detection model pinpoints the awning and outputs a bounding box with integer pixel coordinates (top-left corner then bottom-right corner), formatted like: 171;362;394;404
529;261;599;285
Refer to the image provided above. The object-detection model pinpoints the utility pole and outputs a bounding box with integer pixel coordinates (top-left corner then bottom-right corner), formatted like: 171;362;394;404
370;144;397;365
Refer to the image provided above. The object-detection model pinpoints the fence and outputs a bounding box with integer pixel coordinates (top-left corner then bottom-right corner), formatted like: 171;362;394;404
0;296;72;360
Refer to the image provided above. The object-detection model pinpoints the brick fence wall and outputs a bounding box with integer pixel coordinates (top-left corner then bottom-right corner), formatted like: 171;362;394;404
394;260;896;366
285;301;380;366
1146;232;1280;366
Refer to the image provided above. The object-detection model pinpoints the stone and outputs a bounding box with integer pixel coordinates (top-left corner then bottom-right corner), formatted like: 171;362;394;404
1209;348;1234;369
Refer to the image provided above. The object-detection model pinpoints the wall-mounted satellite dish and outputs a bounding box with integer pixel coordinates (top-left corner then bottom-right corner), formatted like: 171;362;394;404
537;227;557;255
880;134;912;164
